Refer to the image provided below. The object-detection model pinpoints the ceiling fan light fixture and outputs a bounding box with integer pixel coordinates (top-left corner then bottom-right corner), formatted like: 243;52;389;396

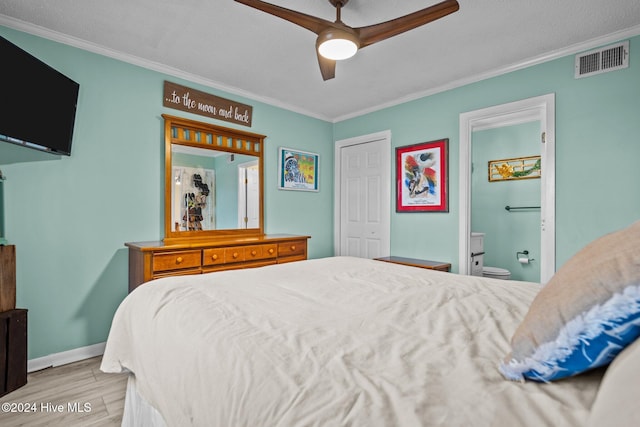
235;0;460;80
316;28;359;60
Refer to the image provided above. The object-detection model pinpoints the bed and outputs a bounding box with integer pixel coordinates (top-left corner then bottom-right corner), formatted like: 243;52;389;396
99;238;638;427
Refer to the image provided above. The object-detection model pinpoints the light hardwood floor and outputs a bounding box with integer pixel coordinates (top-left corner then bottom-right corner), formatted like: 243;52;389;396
0;357;127;427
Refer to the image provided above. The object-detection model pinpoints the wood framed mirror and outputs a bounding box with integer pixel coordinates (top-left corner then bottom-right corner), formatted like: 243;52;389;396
162;114;266;244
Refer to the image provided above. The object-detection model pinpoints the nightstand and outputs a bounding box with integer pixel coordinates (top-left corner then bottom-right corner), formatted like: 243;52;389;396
374;256;451;272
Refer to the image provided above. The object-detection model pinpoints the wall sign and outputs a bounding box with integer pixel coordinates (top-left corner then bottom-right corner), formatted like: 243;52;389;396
163;81;253;127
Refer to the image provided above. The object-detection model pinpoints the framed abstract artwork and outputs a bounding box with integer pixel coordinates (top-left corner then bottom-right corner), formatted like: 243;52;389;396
278;147;320;192
396;139;448;212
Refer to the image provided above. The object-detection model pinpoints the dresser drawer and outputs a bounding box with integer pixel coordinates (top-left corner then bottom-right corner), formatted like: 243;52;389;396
202;248;225;267
278;240;307;257
224;247;246;263
153;250;201;273
245;244;277;261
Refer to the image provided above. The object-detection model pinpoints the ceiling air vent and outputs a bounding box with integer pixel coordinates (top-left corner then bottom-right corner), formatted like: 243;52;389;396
575;40;629;78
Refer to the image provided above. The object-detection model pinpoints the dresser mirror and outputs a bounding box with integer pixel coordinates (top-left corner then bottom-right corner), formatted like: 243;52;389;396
163;114;266;243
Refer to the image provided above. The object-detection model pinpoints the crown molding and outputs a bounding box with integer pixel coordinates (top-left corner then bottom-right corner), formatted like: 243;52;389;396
0;15;332;123
334;24;640;122
2;15;638;124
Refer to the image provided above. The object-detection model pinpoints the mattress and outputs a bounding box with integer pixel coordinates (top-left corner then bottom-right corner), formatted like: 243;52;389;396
101;256;604;426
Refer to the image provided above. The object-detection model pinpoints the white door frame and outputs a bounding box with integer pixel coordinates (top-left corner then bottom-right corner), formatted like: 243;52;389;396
459;94;556;283
334;131;392;256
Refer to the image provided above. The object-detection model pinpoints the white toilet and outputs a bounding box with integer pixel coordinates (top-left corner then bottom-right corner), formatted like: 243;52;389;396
471;232;512;280
482;266;511;280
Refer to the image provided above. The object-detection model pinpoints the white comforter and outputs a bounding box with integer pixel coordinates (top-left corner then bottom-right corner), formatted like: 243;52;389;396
101;256;603;426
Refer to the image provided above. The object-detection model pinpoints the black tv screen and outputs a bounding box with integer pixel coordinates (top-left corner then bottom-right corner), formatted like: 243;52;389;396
0;36;79;156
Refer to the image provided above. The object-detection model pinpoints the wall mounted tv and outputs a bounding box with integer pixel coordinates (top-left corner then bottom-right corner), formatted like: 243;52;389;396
0;36;79;156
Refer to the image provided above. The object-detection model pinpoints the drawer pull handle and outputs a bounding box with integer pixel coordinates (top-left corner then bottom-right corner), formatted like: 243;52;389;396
290;245;296;251
268;248;274;254
251;250;257;256
233;252;239;258
211;254;218;260
176;256;183;264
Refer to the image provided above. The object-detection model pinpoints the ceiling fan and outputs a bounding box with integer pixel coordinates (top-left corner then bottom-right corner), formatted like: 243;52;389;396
235;0;460;80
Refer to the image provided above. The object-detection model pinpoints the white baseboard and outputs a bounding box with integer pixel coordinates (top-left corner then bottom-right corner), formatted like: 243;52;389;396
27;342;106;373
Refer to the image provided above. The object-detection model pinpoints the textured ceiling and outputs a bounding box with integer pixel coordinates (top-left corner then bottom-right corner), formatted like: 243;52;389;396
1;0;639;121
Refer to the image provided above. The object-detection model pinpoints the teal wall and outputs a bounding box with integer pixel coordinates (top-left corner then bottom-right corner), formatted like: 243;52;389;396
0;26;334;359
1;25;639;361
472;122;541;282
335;35;640;273
0;178;4;243
0;180;4;242
172;152;217;170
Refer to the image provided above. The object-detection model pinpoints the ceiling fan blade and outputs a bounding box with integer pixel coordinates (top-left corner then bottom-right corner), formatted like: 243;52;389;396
357;0;459;48
317;51;336;81
235;0;333;35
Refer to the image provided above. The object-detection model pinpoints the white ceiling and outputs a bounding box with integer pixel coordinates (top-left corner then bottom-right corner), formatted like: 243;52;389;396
1;0;639;122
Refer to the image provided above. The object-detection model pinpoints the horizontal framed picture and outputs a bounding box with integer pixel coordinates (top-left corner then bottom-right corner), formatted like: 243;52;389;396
396;139;448;212
278;147;319;192
488;155;541;182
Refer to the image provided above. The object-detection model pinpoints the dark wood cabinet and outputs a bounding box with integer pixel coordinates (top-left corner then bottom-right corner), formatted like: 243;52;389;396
0;309;27;397
0;246;28;397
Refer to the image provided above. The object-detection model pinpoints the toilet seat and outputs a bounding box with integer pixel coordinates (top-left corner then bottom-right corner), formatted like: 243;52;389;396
482;266;511;279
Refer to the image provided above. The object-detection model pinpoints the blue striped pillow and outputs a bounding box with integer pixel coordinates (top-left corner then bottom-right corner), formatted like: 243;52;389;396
500;286;640;382
500;220;640;382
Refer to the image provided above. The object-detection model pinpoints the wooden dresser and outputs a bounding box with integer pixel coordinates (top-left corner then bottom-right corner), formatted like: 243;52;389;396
131;117;310;292
126;234;310;292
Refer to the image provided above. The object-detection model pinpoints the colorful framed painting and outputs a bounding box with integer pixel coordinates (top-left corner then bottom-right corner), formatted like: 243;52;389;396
278;147;320;192
396;139;448;212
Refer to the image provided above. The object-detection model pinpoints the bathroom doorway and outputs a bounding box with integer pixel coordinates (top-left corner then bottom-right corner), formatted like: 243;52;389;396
459;94;556;283
471;122;541;282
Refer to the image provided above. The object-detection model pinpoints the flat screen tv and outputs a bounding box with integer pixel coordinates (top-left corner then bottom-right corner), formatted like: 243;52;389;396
0;36;79;156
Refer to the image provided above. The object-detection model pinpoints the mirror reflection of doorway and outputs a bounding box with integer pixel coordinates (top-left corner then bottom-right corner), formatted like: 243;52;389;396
238;160;259;229
172;167;216;231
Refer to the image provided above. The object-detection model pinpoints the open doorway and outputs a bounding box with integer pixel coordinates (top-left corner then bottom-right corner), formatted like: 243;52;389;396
472;122;541;282
459;94;556;283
